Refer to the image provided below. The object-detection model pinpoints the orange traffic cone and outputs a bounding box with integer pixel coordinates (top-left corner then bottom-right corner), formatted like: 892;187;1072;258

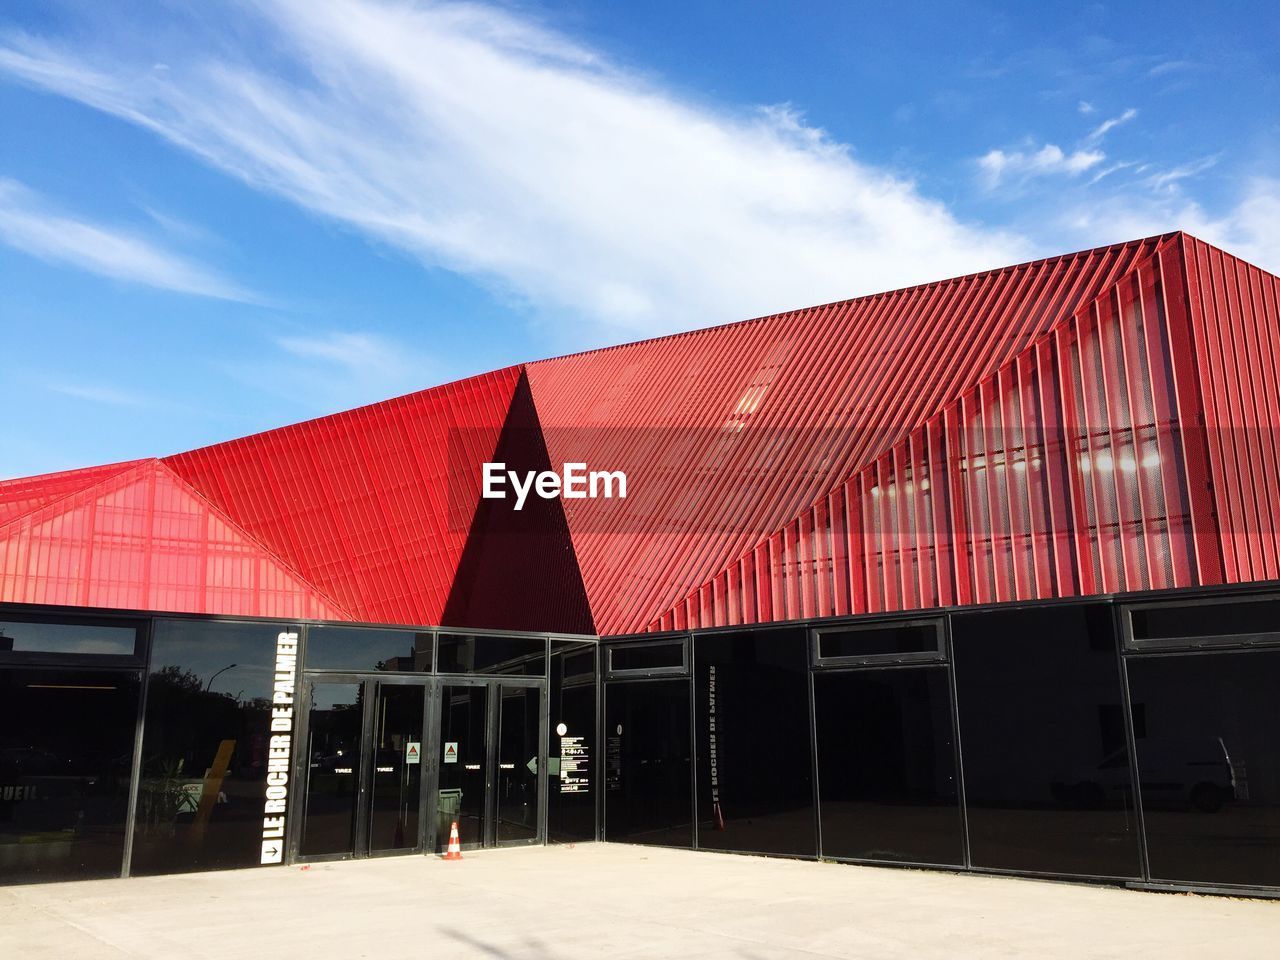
443;821;463;861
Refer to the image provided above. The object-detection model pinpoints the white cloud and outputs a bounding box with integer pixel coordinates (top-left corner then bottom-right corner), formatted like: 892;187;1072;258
978;144;1105;189
1077;100;1095;115
1060;177;1280;274
0;1;1027;342
0;177;256;301
1085;107;1137;144
46;382;145;407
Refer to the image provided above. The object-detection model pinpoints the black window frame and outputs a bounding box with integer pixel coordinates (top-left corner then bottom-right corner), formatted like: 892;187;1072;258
810;616;947;668
0;611;148;667
604;636;690;679
1122;594;1280;652
301;623;437;673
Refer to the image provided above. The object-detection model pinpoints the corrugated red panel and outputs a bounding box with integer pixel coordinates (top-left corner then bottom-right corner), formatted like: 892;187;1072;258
1181;235;1280;585
163;367;522;625
645;234;1226;632
529;236;1172;635
0;459;348;618
0;460;143;527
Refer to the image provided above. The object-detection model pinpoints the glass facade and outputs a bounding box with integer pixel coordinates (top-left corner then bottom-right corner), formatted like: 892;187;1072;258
694;629;815;857
548;642;597;844
131;619;298;876
604;679;692;847
2;588;1280;894
305;626;432;672
814;666;963;865
1127;649;1280;888
0;667;140;883
437;633;547;676
951;605;1142;878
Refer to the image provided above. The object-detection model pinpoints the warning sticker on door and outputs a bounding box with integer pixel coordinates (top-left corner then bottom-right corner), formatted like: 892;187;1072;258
406;741;421;765
444;741;458;764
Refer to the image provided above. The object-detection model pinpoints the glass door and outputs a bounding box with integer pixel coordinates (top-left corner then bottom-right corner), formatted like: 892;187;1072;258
297;676;430;861
433;680;545;852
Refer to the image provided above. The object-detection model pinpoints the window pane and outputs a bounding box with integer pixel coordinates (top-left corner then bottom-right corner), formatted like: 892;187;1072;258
549;642;597;844
0;668;139;883
951;605;1141;878
437;633;546;676
305;626;432;672
299;681;363;858
1127;649;1280;888
1131;598;1280;646
814;667;962;865
817;621;940;660
609;642;684;672
131;620;300;876
695;629;815;857
604;680;692;847
0;620;136;657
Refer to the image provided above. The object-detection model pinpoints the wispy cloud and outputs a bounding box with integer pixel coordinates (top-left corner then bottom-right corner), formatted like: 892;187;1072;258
46;382;145;407
1085;107;1137;144
0;177;257;301
978;144;1105;189
0;1;1026;342
1077;100;1095;115
1145;155;1220;192
1149;59;1195;78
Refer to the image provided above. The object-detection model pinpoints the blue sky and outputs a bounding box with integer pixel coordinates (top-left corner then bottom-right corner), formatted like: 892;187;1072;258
1;0;1276;479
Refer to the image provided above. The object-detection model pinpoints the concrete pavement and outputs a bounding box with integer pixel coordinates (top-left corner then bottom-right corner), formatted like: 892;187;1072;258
2;843;1277;959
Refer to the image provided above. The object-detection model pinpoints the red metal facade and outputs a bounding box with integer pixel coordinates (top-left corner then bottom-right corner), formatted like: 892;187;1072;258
1;233;1277;633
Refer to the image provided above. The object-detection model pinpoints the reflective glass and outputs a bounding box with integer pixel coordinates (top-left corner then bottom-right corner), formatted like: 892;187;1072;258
131;620;300;875
694;629;815;856
437;685;487;850
496;686;540;844
1130;598;1280;647
951;605;1141;877
814;667;962;865
0;620;137;657
438;634;546;676
1128;648;1280;888
299;681;363;858
0;668;139;883
816;621;941;660
604;679;692;847
609;642;685;673
368;684;424;852
305;626;432;672
549;643;596;844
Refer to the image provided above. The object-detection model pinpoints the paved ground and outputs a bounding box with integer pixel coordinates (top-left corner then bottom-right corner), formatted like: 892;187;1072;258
2;843;1278;959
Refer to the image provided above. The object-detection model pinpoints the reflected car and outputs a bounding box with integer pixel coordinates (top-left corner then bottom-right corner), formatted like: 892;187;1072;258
1054;736;1238;812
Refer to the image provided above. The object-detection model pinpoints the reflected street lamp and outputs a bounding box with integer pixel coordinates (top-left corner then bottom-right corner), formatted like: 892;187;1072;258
206;663;238;692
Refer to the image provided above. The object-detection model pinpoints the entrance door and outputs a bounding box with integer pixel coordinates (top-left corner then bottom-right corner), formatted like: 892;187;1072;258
435;680;545;852
297;676;429;860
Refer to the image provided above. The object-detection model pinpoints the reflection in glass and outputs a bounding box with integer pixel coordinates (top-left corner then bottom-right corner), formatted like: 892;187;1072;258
609;642;684;673
816;621;941;660
604;679;692;848
131;620;299;876
496;687;539;844
694;629;815;857
369;684;424;852
1131;598;1280;647
300;682;363;858
0;668;139;883
437;685;487;850
1128;649;1280;888
814;667;962;865
549;643;596;844
438;634;546;676
0;620;137;656
951;605;1141;877
305;626;432;672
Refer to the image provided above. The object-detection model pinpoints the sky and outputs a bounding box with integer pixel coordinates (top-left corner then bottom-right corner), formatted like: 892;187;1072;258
0;0;1276;479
